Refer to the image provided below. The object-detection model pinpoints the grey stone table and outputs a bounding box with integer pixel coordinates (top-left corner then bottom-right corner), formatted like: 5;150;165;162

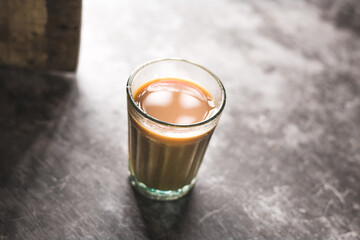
1;0;360;239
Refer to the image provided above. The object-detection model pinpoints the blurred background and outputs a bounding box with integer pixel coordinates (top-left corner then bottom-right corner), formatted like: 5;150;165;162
0;0;360;239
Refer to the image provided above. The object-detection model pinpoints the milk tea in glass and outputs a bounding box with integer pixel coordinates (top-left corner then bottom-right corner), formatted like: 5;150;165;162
127;59;226;200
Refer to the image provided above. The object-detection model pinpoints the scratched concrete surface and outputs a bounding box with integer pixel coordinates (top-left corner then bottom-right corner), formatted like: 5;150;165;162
1;0;360;239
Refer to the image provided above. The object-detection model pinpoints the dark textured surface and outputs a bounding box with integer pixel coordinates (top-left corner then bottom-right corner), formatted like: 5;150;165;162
1;0;360;239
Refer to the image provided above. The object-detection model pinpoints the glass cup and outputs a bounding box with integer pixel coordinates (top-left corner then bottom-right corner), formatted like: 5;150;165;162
126;59;226;200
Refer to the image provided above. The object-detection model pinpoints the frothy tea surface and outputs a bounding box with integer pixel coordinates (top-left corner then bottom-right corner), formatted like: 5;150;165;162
134;78;215;125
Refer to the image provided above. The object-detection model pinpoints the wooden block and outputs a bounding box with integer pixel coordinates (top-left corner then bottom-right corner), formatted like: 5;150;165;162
0;0;81;71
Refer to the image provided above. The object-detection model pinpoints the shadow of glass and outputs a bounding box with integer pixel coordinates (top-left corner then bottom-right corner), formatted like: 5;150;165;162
131;185;192;240
0;66;77;187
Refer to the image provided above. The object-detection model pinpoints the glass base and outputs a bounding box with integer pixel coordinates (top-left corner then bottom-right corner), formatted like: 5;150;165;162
129;173;196;201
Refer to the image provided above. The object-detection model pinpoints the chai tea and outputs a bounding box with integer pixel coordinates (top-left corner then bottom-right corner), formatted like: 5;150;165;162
128;78;216;191
127;59;226;200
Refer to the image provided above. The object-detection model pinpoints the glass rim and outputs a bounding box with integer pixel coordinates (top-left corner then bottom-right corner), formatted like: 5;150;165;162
126;58;226;128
